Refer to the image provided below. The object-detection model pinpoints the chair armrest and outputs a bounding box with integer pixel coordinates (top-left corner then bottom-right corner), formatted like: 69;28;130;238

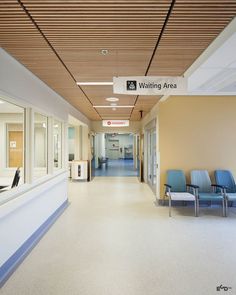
211;184;228;194
186;184;199;189
164;184;171;194
211;184;228;189
186;184;199;196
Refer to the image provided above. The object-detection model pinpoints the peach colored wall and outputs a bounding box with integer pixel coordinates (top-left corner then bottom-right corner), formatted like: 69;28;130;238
159;95;236;197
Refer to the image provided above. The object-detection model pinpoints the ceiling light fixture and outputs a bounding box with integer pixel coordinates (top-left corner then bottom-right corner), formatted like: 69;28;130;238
101;49;109;55
93;105;134;108
76;82;113;86
0;100;4;104
105;97;119;102
110;103;117;106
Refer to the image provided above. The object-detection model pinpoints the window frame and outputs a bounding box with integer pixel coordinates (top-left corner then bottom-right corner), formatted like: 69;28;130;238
0;95;67;206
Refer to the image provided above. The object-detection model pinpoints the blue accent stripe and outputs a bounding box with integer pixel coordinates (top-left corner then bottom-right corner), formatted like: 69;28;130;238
0;199;68;288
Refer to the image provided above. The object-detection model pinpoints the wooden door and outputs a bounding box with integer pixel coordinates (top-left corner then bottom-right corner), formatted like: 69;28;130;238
9;131;23;167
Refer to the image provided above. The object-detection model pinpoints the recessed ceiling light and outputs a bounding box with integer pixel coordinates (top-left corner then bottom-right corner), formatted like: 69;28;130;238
76;82;113;86
93;105;134;108
106;97;119;102
101;49;109;55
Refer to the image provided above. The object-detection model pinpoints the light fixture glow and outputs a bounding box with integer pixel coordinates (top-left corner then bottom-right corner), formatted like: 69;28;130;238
112;107;116;111
105;97;119;102
101;49;109;55
93;105;134;108
76;82;113;86
110;103;117;106
0;100;4;104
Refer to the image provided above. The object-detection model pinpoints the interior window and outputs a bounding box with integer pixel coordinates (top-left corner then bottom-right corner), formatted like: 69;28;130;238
53;119;62;169
68;126;75;161
34;112;48;179
0;98;24;192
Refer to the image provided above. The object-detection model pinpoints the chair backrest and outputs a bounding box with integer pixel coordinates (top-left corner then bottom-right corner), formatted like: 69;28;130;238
215;170;236;193
11;168;20;188
191;170;211;193
166;170;186;192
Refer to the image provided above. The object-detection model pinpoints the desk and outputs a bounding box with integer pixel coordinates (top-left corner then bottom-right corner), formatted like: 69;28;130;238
0;177;11;192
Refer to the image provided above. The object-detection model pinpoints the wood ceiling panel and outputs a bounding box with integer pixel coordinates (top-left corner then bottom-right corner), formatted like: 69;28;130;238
135;96;161;108
130;110;143;121
19;0;172;119
57;49;152;82
97;108;132;115
147;0;236;76
22;0;171;50
0;1;100;120
1;1;235;121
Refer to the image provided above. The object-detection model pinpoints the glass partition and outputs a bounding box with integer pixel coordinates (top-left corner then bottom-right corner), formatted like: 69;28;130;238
0;98;24;191
53;119;62;169
68;126;75;161
34;112;48;179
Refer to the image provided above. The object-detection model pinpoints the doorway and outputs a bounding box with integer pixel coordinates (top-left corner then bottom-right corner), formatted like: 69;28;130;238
145;124;157;194
93;133;139;177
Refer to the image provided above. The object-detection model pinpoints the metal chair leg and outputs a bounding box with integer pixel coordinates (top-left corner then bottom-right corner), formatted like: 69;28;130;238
197;198;200;217
194;199;198;217
225;198;228;217
169;197;171;217
222;198;225;217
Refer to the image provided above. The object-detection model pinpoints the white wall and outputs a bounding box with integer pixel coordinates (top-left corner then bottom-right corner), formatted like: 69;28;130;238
0;48;90;274
0;173;67;267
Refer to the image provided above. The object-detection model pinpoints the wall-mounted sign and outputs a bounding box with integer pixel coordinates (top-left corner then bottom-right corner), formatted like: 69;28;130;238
10;141;16;148
113;76;187;95
102;120;129;127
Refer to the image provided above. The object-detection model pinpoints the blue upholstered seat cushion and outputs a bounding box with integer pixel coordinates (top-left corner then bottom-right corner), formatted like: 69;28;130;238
225;193;236;200
198;193;223;201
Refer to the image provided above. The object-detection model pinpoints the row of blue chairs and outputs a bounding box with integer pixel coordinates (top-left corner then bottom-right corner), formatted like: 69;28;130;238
164;170;236;217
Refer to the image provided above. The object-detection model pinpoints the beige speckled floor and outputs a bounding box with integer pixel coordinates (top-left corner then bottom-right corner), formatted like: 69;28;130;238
1;177;236;295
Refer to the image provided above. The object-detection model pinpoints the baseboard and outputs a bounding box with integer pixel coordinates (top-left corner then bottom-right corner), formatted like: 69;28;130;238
0;199;69;288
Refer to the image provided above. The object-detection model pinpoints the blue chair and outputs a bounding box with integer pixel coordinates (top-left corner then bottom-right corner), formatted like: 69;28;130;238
164;170;197;217
190;170;225;216
215;170;236;216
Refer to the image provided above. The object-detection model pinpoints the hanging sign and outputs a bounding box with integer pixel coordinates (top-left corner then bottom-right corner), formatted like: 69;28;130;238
102;120;129;127
113;76;187;95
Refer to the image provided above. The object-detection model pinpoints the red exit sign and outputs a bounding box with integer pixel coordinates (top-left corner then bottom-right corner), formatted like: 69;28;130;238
102;120;129;127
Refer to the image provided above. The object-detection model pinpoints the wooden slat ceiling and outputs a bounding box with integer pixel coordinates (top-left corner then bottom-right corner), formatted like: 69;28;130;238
0;0;236;121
